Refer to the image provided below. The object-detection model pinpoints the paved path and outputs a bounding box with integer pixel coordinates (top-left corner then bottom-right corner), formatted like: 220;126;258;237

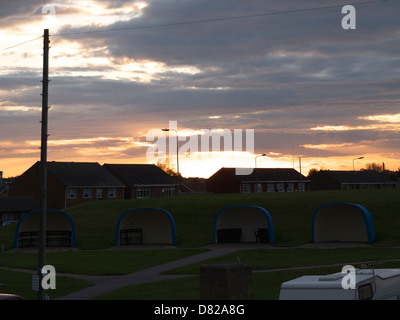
56;246;238;300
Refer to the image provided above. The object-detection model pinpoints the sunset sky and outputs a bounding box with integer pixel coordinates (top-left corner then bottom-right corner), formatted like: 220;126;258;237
1;0;399;178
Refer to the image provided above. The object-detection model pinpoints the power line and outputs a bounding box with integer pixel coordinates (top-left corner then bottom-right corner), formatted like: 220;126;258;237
0;0;393;51
0;35;43;53
53;0;392;38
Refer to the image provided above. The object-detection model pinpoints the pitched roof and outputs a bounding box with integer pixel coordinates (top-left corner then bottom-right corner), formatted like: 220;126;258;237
213;167;308;182
103;164;178;186
0;196;40;213
320;170;394;183
47;162;125;187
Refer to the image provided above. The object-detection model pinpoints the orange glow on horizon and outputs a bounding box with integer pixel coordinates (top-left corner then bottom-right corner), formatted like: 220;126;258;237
2;152;399;179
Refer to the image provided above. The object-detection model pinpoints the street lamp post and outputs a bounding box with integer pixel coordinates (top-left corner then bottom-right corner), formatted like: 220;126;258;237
353;156;364;171
162;128;180;192
255;153;267;168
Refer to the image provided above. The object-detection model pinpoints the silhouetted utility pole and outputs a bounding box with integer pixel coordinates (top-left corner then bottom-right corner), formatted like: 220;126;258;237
38;29;50;300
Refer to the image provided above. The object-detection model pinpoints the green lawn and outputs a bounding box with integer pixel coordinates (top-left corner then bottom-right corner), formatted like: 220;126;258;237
162;247;400;275
93;268;342;300
0;249;206;275
0;268;92;300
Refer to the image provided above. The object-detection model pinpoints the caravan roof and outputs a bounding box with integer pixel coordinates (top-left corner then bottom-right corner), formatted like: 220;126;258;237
280;268;400;300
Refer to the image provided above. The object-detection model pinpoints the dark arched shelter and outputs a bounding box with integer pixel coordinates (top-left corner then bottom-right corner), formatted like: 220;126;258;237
14;210;76;248
311;203;375;243
115;207;177;245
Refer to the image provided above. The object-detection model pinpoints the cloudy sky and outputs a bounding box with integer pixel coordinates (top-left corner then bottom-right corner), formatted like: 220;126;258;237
1;0;399;178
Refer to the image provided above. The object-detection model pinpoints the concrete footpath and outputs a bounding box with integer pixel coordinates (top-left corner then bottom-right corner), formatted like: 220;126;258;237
56;246;239;300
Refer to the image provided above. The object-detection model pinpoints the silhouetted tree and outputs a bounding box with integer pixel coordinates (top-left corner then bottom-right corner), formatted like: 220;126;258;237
156;158;180;177
362;162;384;172
307;168;320;178
390;167;400;181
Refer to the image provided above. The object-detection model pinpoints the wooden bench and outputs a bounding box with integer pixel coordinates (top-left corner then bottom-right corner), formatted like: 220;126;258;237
119;228;143;245
46;231;72;247
18;231;39;248
18;230;72;248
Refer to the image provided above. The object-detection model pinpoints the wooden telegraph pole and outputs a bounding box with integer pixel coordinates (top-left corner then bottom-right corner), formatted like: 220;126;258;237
38;28;50;300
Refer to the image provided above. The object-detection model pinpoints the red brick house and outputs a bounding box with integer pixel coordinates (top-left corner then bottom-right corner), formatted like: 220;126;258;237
310;170;397;191
9;161;125;209
206;167;310;194
103;164;178;199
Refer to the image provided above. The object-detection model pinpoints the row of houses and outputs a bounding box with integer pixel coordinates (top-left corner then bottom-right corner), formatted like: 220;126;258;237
206;167;310;193
206;167;397;193
8;161;180;210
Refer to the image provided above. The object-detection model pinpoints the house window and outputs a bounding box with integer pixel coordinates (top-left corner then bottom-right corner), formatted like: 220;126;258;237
267;183;275;192
137;187;150;198
241;184;251;193
108;187;117;198
286;183;294;192
83;188;92;198
163;186;175;197
96;188;103;199
298;183;305;191
67;188;77;199
256;184;263;193
2;213;18;226
276;183;285;192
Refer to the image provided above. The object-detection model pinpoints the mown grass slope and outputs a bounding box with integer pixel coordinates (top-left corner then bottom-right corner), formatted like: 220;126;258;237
68;189;400;249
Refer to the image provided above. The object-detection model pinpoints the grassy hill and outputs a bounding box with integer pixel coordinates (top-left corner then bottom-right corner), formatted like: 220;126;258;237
70;189;400;249
1;189;400;250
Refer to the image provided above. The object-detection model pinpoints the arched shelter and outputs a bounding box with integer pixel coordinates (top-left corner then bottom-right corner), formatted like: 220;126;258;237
115;207;177;245
14;210;76;248
212;205;275;244
311;203;375;243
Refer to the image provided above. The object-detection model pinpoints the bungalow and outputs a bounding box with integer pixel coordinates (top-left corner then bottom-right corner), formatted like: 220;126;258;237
0;196;41;226
103;164;178;199
206;167;310;194
310;170;397;191
9;161;125;209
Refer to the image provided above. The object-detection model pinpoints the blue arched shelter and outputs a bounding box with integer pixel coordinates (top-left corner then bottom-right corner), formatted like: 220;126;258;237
115;207;177;245
213;205;275;244
311;203;375;243
14;209;76;248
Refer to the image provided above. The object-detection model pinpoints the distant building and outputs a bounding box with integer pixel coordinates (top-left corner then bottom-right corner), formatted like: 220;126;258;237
0;171;6;198
103;163;178;199
0;196;40;226
9;161;125;209
206;167;310;194
181;177;207;193
310;170;397;191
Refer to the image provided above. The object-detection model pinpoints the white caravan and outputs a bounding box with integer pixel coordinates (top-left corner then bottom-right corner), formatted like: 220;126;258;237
279;268;400;300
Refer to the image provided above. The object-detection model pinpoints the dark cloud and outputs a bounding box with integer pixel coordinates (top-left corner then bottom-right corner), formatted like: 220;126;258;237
0;0;48;19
